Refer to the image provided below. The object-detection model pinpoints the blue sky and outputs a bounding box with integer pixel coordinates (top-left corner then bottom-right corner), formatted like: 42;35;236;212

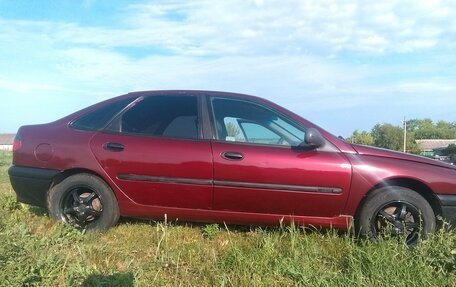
0;0;454;137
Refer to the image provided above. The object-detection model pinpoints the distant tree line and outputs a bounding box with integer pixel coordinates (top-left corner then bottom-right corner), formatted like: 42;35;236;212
346;119;456;155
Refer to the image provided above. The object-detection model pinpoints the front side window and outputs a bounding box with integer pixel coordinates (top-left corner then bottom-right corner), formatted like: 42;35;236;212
240;121;281;144
211;98;305;146
115;95;199;139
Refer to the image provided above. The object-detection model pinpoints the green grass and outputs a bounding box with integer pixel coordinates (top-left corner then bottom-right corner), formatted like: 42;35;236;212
0;150;455;286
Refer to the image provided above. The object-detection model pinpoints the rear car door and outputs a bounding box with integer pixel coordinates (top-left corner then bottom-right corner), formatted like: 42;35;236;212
90;94;213;209
209;96;352;217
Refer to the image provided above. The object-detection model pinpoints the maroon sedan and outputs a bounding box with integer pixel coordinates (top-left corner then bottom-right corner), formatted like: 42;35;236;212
8;90;456;244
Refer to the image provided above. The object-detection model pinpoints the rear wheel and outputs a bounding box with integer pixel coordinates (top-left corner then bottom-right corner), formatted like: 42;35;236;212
356;186;436;245
47;173;119;231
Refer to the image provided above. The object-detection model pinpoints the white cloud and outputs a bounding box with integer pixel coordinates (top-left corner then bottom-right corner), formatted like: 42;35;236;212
397;80;456;93
2;0;453;55
0;0;455;135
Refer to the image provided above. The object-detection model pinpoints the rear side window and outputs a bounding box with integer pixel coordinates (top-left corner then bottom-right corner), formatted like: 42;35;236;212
71;98;134;131
117;95;199;139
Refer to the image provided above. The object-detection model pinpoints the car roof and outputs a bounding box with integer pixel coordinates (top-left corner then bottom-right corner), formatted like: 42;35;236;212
125;90;260;100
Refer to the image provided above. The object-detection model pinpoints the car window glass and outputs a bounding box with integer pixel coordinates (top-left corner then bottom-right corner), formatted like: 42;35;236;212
223;117;246;142
71;98;134;131
120;95;199;139
240;122;281;144
273;118;304;142
212;98;305;146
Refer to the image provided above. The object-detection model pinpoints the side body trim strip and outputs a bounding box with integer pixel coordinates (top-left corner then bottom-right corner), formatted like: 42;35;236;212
213;180;342;194
117;174;343;194
117;174;212;186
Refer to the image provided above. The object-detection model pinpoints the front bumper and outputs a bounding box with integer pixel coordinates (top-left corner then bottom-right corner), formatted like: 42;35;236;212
437;194;456;226
8;165;60;208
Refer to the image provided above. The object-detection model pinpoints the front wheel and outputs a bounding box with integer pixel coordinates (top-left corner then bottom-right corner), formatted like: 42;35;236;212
356;186;436;245
47;173;120;231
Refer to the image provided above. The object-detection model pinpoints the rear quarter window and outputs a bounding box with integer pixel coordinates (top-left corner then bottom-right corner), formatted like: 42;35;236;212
70;98;134;131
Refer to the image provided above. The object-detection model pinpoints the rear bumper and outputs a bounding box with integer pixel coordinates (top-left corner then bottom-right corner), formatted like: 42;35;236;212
8;165;60;208
437;194;456;226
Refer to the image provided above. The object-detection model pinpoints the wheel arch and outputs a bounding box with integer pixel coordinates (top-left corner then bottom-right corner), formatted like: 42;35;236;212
354;177;443;224
50;168;110;192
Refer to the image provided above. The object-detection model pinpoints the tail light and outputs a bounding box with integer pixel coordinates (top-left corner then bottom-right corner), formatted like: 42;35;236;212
12;133;22;152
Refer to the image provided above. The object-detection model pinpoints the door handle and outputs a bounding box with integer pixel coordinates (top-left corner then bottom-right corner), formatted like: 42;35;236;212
221;151;244;161
104;142;125;152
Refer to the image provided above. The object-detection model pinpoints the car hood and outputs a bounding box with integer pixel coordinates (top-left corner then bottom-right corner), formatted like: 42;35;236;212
351;144;456;170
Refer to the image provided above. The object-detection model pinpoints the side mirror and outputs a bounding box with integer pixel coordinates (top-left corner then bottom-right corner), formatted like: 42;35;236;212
304;128;325;148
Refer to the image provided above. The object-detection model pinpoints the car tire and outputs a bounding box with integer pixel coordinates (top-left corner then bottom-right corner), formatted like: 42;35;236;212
356;186;436;245
47;173;119;231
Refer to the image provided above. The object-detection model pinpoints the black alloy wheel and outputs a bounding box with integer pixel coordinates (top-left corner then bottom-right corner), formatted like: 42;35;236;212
371;201;422;245
48;173;120;231
61;186;103;229
357;186;436;245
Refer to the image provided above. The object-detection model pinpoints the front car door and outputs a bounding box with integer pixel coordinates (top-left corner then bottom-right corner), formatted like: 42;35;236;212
209;96;352;217
90;94;213;209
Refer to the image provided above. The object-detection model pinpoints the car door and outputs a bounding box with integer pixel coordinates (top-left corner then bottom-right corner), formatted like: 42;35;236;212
209;96;352;217
90;94;213;209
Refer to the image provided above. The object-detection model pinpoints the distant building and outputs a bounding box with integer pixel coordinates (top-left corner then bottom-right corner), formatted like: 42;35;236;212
0;133;15;151
416;139;456;157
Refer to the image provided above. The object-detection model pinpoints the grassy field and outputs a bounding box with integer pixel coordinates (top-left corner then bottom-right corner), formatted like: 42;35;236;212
0;151;455;286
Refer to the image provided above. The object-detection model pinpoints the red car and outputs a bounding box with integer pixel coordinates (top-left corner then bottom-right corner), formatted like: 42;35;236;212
8;90;456;244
